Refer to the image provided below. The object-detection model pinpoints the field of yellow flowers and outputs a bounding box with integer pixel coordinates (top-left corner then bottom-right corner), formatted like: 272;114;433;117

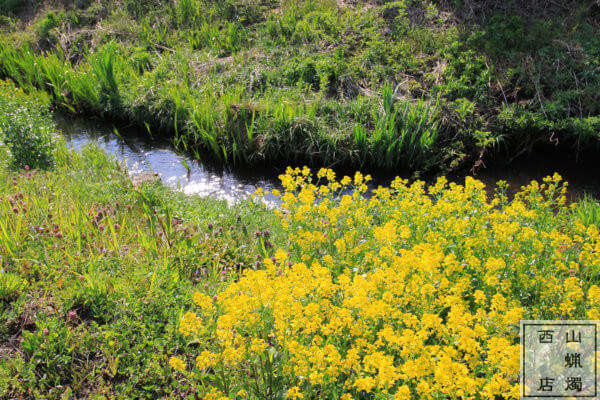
173;168;600;400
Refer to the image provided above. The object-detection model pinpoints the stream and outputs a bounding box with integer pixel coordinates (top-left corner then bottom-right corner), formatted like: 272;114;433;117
58;116;282;205
57;116;600;204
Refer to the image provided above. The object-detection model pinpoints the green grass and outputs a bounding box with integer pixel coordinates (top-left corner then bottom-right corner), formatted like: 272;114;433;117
575;194;600;227
0;144;282;398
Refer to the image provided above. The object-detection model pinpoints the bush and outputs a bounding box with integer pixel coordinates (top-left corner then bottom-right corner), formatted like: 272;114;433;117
35;11;64;45
0;80;56;170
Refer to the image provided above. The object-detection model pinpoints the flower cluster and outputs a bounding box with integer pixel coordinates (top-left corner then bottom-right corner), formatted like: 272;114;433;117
175;168;600;399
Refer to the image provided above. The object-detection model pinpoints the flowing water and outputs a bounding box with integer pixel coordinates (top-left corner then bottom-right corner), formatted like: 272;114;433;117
58;116;282;205
57;116;600;204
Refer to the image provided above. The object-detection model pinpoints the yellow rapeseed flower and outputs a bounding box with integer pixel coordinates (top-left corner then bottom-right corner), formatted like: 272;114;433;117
169;356;186;372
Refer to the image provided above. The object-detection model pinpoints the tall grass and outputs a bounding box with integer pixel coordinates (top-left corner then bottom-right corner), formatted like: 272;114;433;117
38;49;72;110
0;44;43;89
575;194;600;227
353;86;441;169
174;0;200;27
68;65;102;113
0;40;442;171
89;42;123;113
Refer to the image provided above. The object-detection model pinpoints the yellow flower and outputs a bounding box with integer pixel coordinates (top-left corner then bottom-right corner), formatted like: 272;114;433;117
193;292;214;311
354;171;363;185
196;350;218;370
169;356;186;372
354;377;376;392
249;338;267;354
286;386;304;399
473;290;486;305
179;169;592;400
394;385;411;400
179;311;202;336
589;285;600;304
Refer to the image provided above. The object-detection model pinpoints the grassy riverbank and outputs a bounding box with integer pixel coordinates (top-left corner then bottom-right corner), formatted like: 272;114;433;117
0;82;284;398
2;84;600;398
1;0;599;172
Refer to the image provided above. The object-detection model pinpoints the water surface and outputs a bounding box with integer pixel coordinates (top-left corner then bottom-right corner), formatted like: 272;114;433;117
58;116;282;204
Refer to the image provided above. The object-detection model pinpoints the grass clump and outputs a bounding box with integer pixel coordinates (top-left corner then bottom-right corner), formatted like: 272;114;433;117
575;194;600;228
354;85;440;169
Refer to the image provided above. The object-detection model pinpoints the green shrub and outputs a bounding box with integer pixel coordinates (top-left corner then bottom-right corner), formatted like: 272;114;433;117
59;266;116;323
0;81;56;170
36;11;64;44
282;57;320;90
131;46;153;73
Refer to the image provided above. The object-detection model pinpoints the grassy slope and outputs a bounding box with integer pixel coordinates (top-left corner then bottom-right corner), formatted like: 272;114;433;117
0;83;283;399
0;145;285;399
0;0;598;173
